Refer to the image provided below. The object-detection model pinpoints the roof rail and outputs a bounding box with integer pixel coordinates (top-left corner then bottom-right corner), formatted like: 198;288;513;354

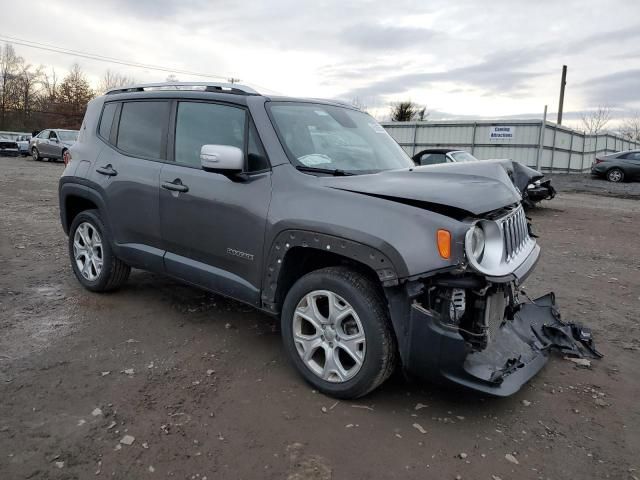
105;82;258;95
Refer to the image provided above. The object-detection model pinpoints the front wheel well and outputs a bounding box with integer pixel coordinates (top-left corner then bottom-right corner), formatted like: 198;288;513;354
272;247;384;313
64;195;98;231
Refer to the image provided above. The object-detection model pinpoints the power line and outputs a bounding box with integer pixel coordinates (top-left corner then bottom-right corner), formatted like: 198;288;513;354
0;34;231;80
0;34;283;94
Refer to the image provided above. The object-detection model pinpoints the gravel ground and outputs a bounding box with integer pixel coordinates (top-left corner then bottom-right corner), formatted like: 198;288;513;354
548;173;640;199
1;156;639;480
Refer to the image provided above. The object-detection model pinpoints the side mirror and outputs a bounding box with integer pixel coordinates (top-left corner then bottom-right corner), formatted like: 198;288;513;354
200;144;243;173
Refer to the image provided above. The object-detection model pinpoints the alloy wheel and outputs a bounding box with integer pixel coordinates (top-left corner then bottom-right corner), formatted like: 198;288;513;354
73;222;104;281
607;169;623;182
293;290;366;383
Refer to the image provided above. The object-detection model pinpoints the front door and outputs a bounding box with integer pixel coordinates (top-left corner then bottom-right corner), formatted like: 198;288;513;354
160;101;272;305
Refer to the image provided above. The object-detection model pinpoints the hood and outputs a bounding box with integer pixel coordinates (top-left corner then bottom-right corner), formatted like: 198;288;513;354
324;161;521;217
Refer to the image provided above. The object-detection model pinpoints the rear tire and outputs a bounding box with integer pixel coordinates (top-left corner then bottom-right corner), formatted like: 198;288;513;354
281;266;396;399
606;168;624;182
68;209;130;292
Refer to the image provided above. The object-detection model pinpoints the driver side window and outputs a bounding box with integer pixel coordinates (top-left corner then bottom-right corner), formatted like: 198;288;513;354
49;131;58;140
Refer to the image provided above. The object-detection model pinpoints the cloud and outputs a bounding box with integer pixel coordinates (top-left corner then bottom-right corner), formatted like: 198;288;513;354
339;24;438;51
579;69;640;107
338;46;550;102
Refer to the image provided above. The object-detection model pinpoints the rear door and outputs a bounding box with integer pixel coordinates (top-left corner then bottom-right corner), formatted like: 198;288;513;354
90;99;170;271
159;100;272;305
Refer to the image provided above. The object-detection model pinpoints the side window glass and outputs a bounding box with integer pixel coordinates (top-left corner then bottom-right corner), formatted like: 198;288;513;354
38;130;48;139
49;131;58;140
99;103;118;141
175;102;246;168
420;153;445;165
247;122;269;172
117;101;169;160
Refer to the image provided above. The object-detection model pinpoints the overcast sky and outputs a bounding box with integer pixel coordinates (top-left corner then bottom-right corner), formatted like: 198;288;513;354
2;0;639;123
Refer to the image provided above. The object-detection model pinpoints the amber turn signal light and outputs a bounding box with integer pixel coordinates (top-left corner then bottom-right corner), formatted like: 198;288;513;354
437;229;451;259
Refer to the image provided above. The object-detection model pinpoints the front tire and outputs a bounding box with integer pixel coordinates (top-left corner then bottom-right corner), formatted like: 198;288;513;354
68;210;130;292
281;267;396;399
31;147;40;161
606;168;624;182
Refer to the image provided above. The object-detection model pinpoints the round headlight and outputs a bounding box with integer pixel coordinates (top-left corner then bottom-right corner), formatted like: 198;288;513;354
470;225;485;261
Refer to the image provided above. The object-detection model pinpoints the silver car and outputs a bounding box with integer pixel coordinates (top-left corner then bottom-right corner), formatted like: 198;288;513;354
29;129;79;162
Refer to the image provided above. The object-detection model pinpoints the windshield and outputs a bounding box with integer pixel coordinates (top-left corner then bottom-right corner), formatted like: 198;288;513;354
450;151;478;163
268;102;413;173
58;131;78;142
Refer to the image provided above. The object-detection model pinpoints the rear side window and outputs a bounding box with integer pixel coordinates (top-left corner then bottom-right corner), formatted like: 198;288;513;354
117;101;169;160
99;103;117;140
174;102;245;168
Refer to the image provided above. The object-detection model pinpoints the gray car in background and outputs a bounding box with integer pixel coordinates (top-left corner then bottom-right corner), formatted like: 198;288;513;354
29;129;79;162
591;149;640;182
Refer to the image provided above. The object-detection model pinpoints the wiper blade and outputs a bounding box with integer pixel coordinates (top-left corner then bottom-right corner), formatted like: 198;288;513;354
295;166;355;176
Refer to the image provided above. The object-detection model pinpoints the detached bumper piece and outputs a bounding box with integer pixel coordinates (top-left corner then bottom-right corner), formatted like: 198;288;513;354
406;293;601;397
524;180;556;207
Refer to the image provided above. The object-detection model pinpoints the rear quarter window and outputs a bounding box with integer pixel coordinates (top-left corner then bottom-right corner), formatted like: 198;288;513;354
98;103;118;141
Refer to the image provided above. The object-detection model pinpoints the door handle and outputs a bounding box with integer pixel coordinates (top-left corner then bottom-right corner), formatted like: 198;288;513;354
96;164;118;176
161;179;189;193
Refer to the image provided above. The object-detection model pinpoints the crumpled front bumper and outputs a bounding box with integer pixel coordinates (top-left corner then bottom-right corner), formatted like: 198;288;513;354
403;293;592;396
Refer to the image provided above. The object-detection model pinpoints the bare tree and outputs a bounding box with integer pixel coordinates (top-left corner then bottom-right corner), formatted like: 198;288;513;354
16;64;43;119
0;43;24;129
98;69;136;93
619;113;640;142
166;74;179;82
40;67;59;104
389;101;427;122
581;105;612;134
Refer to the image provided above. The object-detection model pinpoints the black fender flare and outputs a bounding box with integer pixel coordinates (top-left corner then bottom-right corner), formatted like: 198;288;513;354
58;180;110;235
261;229;400;311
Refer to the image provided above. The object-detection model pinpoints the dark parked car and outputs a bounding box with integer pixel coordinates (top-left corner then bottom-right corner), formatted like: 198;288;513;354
29;128;79;162
0;135;20;157
591;150;640;182
413;148;555;207
58;82;589;399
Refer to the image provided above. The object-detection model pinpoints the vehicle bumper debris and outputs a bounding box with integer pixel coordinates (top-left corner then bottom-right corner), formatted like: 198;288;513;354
401;290;601;396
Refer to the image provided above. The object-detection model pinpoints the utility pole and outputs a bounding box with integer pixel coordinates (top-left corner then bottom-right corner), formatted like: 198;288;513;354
557;65;567;125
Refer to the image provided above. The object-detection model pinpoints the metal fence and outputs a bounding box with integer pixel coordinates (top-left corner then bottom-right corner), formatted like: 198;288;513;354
382;120;640;173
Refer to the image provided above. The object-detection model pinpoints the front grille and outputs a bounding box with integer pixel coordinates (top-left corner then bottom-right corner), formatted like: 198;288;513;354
499;206;530;263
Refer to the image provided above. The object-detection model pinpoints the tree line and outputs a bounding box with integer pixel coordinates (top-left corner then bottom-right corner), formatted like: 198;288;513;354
0;43;134;132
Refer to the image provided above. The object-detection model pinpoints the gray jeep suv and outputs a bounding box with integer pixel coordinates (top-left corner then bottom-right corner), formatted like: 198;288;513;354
58;82;569;398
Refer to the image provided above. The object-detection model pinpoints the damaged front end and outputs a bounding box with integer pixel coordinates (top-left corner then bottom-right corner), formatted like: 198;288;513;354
388;204;599;396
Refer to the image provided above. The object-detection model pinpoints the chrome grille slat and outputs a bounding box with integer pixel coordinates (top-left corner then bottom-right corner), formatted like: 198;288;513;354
499;205;530;263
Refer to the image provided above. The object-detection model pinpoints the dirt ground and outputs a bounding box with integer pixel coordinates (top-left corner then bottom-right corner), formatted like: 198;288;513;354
1;156;639;480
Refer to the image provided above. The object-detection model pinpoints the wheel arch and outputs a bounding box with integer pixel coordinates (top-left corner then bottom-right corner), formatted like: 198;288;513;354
261;230;401;314
59;182;110;235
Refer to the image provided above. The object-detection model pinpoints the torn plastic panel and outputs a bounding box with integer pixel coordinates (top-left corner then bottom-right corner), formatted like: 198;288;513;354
386;278;600;397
